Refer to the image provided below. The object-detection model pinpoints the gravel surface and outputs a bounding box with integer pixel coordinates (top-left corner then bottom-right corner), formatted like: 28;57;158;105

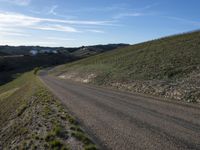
40;72;200;150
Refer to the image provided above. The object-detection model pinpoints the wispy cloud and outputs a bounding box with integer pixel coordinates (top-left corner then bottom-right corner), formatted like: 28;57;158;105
132;3;159;11
0;12;39;27
0;26;30;36
0;12;113;26
32;24;79;33
113;3;158;19
114;13;143;19
0;11;115;36
167;16;200;26
0;31;30;36
64;4;126;13
0;0;31;6
48;5;58;15
87;29;105;33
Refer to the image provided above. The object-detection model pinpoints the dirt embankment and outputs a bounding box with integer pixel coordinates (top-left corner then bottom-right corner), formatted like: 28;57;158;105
58;69;200;103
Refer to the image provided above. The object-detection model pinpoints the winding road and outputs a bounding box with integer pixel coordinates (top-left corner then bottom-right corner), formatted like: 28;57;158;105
39;71;200;150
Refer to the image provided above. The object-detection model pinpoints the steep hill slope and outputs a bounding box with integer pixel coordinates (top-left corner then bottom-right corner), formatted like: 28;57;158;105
53;31;200;103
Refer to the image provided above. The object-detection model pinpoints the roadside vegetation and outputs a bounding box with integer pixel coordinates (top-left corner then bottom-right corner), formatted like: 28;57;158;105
0;70;97;150
53;30;200;103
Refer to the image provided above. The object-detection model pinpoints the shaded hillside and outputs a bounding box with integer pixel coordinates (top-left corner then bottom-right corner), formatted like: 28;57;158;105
53;31;200;103
0;44;127;85
0;51;9;56
0;44;128;56
0;54;74;85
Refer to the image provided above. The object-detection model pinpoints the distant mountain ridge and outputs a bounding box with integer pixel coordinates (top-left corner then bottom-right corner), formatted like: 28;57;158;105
0;44;129;57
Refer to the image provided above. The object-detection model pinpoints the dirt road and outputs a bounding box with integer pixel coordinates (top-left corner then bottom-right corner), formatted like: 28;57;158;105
40;72;200;150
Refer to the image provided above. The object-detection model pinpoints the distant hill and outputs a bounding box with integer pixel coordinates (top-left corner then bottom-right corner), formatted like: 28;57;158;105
0;51;9;56
53;30;200;103
0;44;128;57
0;44;128;85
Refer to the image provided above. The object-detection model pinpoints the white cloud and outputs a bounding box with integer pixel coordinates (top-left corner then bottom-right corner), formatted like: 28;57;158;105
87;29;105;33
0;0;31;6
114;13;143;19
0;12;112;27
0;11;113;46
32;24;78;33
42;18;113;26
0;27;29;36
0;31;29;36
0;11;114;35
0;12;40;27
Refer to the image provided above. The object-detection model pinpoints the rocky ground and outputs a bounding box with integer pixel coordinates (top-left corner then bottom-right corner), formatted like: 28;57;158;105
58;68;200;103
110;69;200;103
42;72;200;150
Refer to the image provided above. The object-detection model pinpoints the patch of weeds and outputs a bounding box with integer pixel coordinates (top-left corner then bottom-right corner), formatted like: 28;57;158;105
71;131;92;145
70;125;83;133
43;106;52;116
66;115;78;125
34;67;41;75
53;125;68;139
60;115;67;120
45;124;68;142
61;146;70;150
49;139;70;150
17;103;28;117
49;140;63;149
84;144;97;150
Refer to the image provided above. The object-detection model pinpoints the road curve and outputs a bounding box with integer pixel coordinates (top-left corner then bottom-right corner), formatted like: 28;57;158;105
39;72;200;150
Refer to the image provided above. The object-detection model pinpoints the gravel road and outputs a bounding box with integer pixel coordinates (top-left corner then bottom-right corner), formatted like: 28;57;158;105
40;72;200;150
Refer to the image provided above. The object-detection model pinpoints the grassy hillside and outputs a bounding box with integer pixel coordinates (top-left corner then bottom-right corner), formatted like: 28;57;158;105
0;70;97;150
53;31;200;103
0;44;127;86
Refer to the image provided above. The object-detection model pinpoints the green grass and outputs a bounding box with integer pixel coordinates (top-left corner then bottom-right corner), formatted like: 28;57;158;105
84;144;98;150
71;131;93;146
0;72;36;127
49;140;64;149
0;70;97;149
55;31;200;83
0;88;19;101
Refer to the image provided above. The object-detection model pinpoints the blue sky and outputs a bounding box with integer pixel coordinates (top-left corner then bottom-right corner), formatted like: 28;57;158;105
0;0;200;47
